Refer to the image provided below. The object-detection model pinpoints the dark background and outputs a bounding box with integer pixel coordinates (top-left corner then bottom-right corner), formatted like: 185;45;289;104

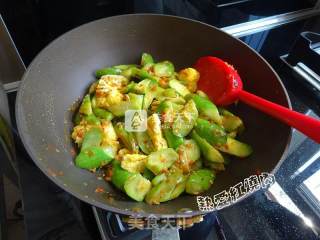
0;0;315;65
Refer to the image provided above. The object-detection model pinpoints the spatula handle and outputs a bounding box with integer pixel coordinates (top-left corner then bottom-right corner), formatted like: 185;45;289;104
238;90;320;143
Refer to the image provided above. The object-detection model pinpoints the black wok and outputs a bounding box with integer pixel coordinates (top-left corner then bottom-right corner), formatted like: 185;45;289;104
16;14;291;218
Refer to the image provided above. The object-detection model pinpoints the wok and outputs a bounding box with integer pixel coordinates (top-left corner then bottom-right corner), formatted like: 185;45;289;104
16;14;291;218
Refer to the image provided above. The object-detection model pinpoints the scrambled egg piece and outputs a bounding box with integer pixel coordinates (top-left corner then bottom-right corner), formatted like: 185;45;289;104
95;75;128;108
89;81;98;94
101;120;117;141
178;68;200;92
71;120;95;145
96;75;128;94
147;114;167;150
96;89;124;108
100;120;119;156
121;154;148;173
71;119;120;156
115;148;131;161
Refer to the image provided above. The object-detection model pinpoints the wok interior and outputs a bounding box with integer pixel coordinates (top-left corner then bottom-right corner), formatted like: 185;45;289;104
16;15;291;217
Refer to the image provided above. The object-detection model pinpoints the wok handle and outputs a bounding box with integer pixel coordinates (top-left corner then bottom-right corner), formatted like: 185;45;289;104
152;228;180;240
238;90;320;143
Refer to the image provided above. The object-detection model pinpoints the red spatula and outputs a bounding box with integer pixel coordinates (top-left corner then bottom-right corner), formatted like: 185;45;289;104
194;56;320;143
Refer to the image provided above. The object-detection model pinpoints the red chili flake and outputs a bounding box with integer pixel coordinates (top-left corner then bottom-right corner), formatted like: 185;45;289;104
47;168;57;177
77;131;84;138
160;169;169;174
70;148;76;157
159;78;168;87
150;85;157;91
104;166;113;181
95;187;105;193
185;143;192;149
46;144;56;151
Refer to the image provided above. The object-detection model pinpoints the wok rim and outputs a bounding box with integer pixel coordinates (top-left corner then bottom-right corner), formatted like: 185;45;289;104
16;13;293;218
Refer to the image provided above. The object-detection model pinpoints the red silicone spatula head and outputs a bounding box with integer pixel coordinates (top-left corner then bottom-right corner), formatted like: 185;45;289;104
194;56;243;106
194;57;320;143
